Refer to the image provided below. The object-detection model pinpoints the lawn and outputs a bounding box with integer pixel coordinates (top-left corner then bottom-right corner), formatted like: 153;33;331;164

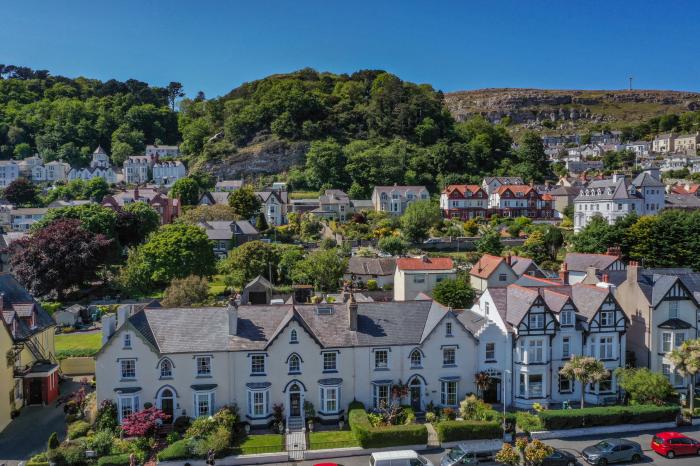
209;274;227;296
55;332;102;358
235;434;285;454
308;430;359;450
289;190;319;200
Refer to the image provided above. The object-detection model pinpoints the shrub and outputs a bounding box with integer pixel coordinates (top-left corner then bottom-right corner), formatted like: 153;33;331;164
120;407;169;437
459;395;493;421
442;407;457;420
67;420;91;439
49;443;86;465
48;431;60;450
538;404;680;430
173;415;192;434
97;454;131;466
29;453;48;463
166;431;181;445
192;425;230;456
88;429;115;456
425;412;437;423
435;420;502;442
161;275;210;307
367;279;378;291
157;439;191;461
348;402;427;449
95;400;118;432
516;411;544;434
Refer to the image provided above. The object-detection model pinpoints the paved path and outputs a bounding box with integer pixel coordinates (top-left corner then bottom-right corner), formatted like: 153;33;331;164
0;380;79;465
286;431;306;461
425;422;440;448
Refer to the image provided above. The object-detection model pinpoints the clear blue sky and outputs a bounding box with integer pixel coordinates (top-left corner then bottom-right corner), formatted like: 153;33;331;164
3;0;699;97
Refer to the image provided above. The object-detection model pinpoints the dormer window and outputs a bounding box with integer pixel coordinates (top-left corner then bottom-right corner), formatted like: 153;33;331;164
290;329;298;343
529;314;544;329
123;333;131;349
560;311;574;326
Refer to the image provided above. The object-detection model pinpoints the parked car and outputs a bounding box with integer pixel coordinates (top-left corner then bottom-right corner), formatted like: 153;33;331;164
440;440;503;466
371;450;433;466
582;439;643;465
651;431;700;458
542;449;577;466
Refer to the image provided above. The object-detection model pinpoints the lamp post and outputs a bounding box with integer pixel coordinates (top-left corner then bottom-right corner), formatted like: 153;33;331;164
502;369;511;440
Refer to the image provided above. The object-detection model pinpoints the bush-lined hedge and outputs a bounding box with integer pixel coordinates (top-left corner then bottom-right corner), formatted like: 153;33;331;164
435;420;501;442
97;454;131;466
348;402;427;448
539;404;679;430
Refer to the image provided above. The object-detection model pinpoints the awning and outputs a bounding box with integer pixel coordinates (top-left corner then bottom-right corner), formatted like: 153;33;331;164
371;379;393;385
246;382;271;390
439;376;461;382
114;387;142;394
318;378;343;386
658;318;692;329
191;384;218;391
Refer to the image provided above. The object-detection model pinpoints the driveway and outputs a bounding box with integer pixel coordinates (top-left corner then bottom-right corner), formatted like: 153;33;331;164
0;379;80;464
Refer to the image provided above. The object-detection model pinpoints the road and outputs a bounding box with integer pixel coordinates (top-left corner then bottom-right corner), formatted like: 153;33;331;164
282;424;700;466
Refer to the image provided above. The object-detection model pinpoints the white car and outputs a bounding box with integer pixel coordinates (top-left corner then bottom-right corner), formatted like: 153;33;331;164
370;450;433;466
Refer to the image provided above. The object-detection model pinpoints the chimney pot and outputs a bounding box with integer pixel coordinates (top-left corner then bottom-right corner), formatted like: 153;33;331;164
348;293;358;331
228;296;238;336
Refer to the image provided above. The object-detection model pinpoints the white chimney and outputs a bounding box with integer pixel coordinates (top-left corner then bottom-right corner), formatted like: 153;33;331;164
228;299;238;336
116;305;129;329
101;314;117;345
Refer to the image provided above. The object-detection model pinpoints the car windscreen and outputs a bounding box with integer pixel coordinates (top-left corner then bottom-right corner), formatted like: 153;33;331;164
595;441;612;451
447;448;465;462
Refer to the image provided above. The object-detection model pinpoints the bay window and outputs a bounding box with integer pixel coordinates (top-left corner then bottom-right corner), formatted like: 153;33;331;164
662;332;672;353
117;394;139;422
373;384;390;409
247;389;270;417
194;391;214;417
528;374;543;398
320;386;340;414
440;380;458;406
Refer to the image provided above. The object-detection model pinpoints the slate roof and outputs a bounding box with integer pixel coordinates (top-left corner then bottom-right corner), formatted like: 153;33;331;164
198;220;258;240
631;172;664;188
574;177;639;201
510;256;536;277
215;180;243;190
200;191;231;205
633;268;700;308
373;186;427;195
564;253;621;272
665;194;700;209
456;309;489;335
483;177;524;185
347;257;397;276
125;300;459;354
0;274;55;341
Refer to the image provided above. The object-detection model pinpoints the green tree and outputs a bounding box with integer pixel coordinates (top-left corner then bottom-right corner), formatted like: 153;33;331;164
615;367;673;405
84;177;110;202
161;275;210;307
378;236;408;256
304;139;347;190
117;201;161;246
476;228;503;256
568;216;615;253
166;81;185;110
119;223;215;293
520;230;549;263
559;356;608;408
219;240;278;285
255;211;269;232
513;131;550;183
13;142;32;159
170;177;200;206
669;338;700;413
228;186;261;220
179;204;237;223
432;278;475;309
291;248;348;291
400;200;441;243
33;204;118;238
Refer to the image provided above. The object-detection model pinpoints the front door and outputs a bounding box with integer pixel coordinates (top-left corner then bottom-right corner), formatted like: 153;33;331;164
410;386;421;411
161;398;174;422
483;378;500;404
290;393;301;417
28;378;43;405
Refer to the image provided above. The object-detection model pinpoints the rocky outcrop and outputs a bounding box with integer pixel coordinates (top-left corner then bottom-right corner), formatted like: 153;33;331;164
201;138;308;179
444;88;700;125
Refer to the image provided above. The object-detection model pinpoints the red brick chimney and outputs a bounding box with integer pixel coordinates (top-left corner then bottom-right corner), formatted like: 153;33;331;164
559;262;569;284
602;273;609;283
505;254;512;266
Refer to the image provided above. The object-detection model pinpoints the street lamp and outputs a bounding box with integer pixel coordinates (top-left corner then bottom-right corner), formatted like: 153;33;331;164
502;369;511;440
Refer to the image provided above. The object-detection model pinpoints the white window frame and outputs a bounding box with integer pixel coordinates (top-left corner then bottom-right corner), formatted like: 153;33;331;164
373;384;390;409
562;337;570;360
599;336;614;359
559;372;572;393
120;359;136;379
160;359;173;378
194;391;214;417
662;332;672;353
560;311;574;326
123;333;131;349
322;352;337;372
440;381;458;406
674;332;686;348
320;386;340;414
485;342;495;361
290;329;298;343
247;389;270;418
410;350;422;368
600;311;613;327
669;300;679;319
196;356;212;377
443;347;456;366
374;350;389;370
529;313;544;329
251;354;266;374
529;339;544;363
288;354;301;373
528;374;544;398
117;394;139;423
445;322;452;336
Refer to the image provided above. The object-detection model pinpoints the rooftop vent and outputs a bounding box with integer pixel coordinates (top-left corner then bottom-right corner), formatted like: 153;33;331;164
316;305;334;315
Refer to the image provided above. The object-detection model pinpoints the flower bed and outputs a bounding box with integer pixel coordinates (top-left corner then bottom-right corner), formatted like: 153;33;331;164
538;404;680;430
435;420;502;442
348;401;427;449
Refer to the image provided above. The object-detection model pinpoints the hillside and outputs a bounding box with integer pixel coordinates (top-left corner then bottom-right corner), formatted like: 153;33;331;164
444;88;700;133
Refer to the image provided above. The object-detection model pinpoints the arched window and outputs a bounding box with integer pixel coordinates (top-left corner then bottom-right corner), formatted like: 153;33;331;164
410;350;422;368
290;329;298;343
160;359;172;378
288;355;301;373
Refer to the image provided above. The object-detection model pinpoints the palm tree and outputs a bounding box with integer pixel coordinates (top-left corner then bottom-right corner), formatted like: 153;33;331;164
559;355;608;409
669;338;700;413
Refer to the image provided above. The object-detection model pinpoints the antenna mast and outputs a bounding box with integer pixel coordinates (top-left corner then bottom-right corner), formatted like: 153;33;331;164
628;76;633;91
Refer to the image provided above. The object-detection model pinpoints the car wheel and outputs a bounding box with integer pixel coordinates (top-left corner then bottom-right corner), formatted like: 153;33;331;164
667;450;675;459
598;459;607;466
631;454;641;463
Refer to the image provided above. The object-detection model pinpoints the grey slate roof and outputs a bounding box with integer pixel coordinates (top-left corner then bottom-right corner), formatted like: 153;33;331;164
633;268;700;308
631;172;664;188
564;253;621;272
456;309;488;335
0;274;55;341
665;194;700;209
126;299;457;354
574;177;639;201
347;257;397;276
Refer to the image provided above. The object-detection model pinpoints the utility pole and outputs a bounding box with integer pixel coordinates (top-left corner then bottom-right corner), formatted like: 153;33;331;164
628;76;633;91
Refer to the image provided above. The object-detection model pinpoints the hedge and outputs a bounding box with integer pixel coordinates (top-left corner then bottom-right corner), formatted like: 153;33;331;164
435;420;502;442
67;420;91;439
157;439;191;461
97;454;131;466
348;401;427;448
539;404;680;430
26;463;50;466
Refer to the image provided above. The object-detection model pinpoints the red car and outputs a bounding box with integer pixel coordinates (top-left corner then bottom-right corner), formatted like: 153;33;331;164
651;432;700;458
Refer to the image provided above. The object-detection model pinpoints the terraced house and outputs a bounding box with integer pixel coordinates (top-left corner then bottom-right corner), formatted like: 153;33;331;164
472;277;629;409
96;297;479;428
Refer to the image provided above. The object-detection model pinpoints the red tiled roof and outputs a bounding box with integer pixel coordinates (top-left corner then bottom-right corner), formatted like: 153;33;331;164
541;194;553;201
495;185;535;195
397;257;454;271
470;254;504;278
443;184;483;195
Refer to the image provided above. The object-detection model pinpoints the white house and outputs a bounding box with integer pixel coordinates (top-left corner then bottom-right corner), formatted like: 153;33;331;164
394;256;456;301
32;161;71;182
96;297;479;426
68;147;117;184
123;156;153;185
153;161;186;186
145;144;180;158
9;207;49;231
563;251;626;284
0;161;20;188
256;189;288;226
371;186;429;215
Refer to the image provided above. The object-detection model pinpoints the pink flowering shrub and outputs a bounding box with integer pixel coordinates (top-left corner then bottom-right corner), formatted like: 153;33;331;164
121;407;170;437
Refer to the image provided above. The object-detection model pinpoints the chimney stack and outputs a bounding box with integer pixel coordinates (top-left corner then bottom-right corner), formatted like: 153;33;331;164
348;293;358;331
228;297;238;336
627;260;639;284
101;314;117;345
559;262;569;284
505;254;512;266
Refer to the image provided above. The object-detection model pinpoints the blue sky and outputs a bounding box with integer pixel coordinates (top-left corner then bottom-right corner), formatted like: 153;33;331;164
2;0;700;97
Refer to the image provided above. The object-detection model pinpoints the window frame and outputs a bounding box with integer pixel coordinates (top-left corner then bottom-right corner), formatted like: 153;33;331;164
288;354;301;374
159;359;173;378
410;350;422;368
194;391;214;417
120;359;136;380
485;342;496;361
195;356;212;377
373;384;390;409
374;349;389;370
320;386;340;414
247;389;270;418
442;347;456;366
322;352;337;372
250;354;266;375
440;381;458;406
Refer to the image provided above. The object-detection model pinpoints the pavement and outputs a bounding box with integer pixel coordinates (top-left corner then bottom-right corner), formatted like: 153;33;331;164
0;379;80;465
